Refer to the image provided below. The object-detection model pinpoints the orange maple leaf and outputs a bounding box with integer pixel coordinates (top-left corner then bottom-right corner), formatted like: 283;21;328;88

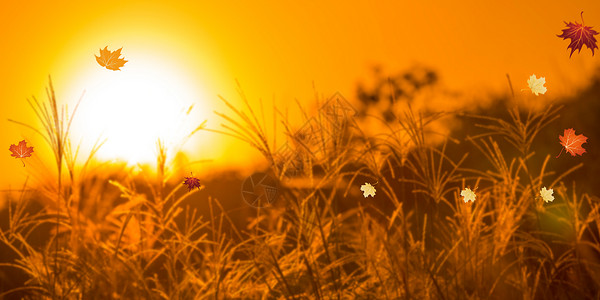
9;140;34;166
557;128;588;158
95;46;128;71
557;11;599;57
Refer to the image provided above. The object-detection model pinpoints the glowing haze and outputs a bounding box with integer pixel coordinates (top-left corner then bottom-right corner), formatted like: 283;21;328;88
1;1;600;191
65;49;209;165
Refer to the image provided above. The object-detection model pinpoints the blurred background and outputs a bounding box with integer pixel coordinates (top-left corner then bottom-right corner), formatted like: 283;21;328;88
2;1;600;298
0;0;599;193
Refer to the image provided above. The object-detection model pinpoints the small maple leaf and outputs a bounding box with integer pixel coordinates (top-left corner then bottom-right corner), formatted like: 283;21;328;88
95;46;128;71
556;128;588;158
460;188;476;203
183;173;202;192
557;11;599;57
540;187;554;203
360;182;376;198
526;74;547;96
9;140;34;167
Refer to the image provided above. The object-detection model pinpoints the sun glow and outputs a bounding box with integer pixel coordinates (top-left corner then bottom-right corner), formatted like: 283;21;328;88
65;51;209;166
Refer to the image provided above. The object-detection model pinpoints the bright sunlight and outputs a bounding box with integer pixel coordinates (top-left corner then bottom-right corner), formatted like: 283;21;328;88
65;50;208;165
3;2;600;298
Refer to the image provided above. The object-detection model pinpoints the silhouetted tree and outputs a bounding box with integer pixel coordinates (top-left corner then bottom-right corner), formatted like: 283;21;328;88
356;65;438;122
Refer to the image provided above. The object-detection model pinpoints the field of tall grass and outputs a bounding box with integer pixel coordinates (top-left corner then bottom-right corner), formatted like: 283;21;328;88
1;75;599;299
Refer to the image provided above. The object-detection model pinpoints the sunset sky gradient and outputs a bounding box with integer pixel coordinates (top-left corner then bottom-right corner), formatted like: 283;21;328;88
1;0;599;190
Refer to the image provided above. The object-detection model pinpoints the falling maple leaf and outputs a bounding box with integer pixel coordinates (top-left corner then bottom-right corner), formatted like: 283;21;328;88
9;140;33;167
460;188;476;203
557;128;588;158
557;11;599;57
183;173;202;192
526;74;547;96
360;182;376;198
95;46;128;71
540;187;554;203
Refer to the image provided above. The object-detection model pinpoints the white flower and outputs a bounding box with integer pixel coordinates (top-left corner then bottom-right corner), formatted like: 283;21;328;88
527;74;547;96
461;188;476;203
360;183;376;198
540;187;554;203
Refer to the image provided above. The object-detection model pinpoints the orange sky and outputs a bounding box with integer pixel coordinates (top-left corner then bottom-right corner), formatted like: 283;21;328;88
1;0;599;190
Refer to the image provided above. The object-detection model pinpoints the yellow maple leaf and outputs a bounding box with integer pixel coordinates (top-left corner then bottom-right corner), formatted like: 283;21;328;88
95;46;128;71
527;74;547;96
360;183;376;198
540;187;554;203
460;188;476;203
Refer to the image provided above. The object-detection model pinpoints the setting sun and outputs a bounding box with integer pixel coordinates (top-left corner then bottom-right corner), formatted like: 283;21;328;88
1;1;600;298
64;48;209;165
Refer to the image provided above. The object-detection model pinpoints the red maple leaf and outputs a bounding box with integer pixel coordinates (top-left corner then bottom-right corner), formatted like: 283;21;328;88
9;140;34;166
557;11;599;58
556;128;588;158
183;173;202;192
